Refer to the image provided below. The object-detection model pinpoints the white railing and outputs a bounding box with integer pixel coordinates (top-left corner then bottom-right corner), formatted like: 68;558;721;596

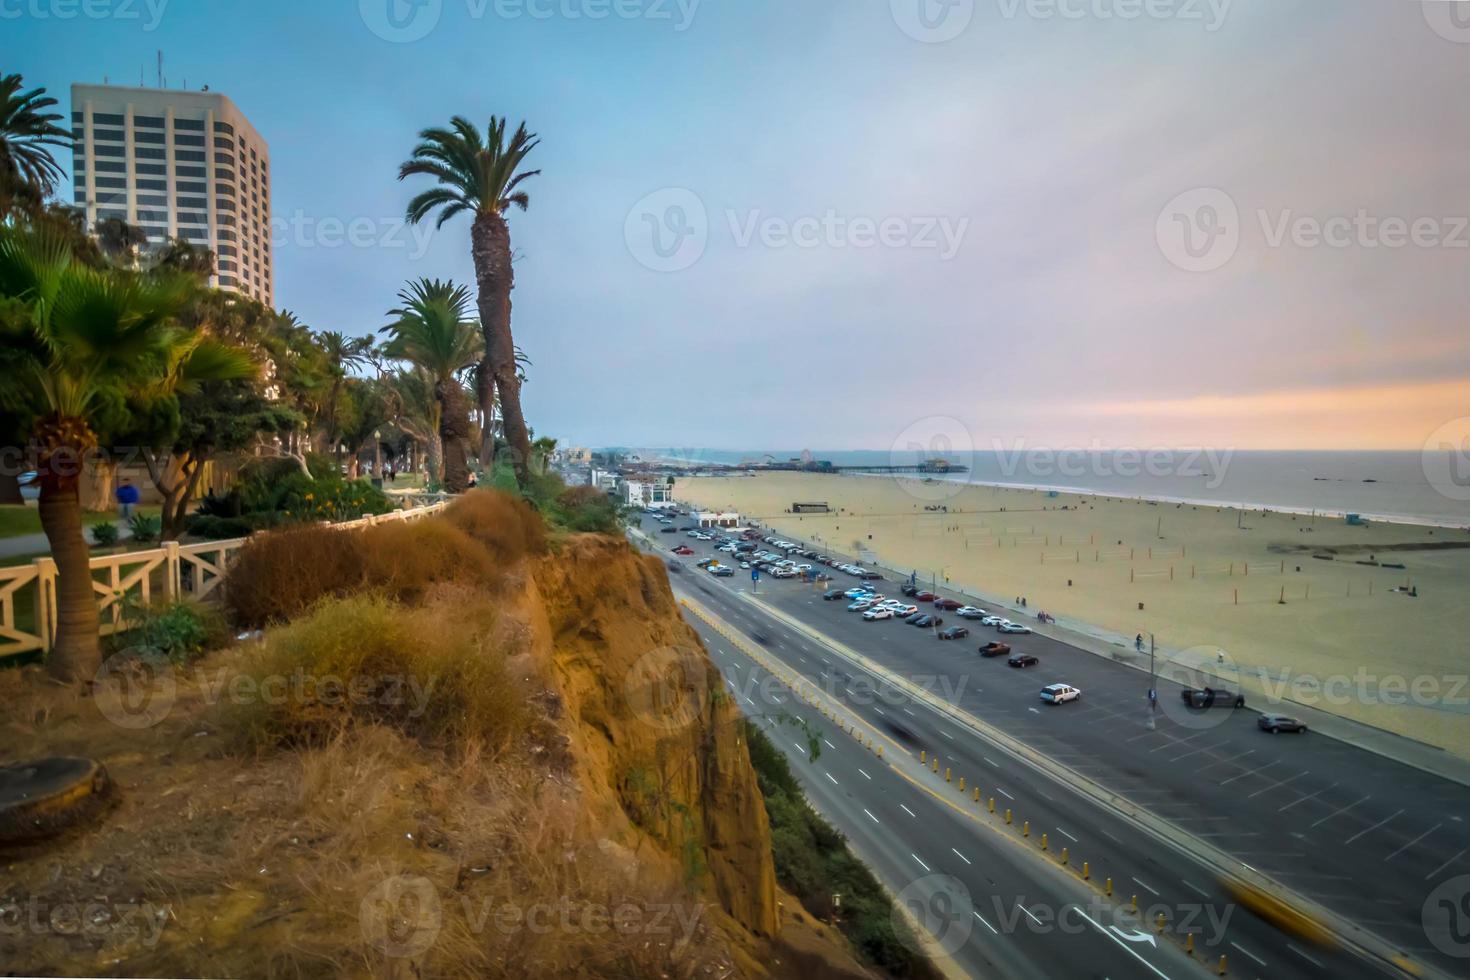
0;500;452;661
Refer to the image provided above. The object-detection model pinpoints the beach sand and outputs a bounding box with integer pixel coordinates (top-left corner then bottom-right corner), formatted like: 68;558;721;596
675;473;1470;756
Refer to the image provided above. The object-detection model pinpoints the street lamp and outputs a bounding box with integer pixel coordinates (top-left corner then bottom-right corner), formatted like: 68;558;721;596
1145;632;1158;730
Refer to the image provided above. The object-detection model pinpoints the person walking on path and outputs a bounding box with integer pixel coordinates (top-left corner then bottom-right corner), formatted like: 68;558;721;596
115;479;140;520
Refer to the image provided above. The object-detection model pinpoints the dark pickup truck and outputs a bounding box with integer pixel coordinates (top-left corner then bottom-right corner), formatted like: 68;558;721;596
1180;687;1246;709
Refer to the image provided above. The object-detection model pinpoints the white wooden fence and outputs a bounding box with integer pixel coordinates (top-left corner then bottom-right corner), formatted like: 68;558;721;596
0;501;451;662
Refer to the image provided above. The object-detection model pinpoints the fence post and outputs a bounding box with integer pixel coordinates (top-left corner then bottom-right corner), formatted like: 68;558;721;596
34;556;57;652
164;540;181;600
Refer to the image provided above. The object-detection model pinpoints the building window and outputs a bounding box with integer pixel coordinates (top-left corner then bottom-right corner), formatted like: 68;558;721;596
174;118;205;131
135;146;165;160
218;275;237;286
176;150;207;163
175;134;206;148
94;160;126;173
96;209;128;222
135;115;165;128
216;198;236;212
137;193;169;208
214;182;234;196
177;165;206;178
137;163;168;176
214;121;235;135
218;245;237;256
216;167;235;181
138;178;167;191
93;112;124;126
96;143;126;158
94;127;126;142
135;129;166;144
95;176;129;189
213;151;235;165
176;196;209;210
177;181;208;195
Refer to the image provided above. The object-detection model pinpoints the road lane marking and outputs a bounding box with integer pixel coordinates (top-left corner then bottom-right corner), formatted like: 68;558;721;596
825;772;839;786
1018;904;1043;927
858;767;872;780
1385;822;1441;861
1056;828;1078;843
900;803;917;818
1309;793;1370;828
1073;907;1171;980
941;730;954;740
1344;807;1404;845
973;911;998;934
1425;848;1468;880
1278;782;1336;813
951;847;972;865
823;739;837;750
863;808;880;824
1181;879;1208;898
1102;829;1123;844
912;853;931;872
1229;941;1266;966
1287;944;1324;968
1132;876;1160;897
985;758;999;768
996;788;1014;800
1220;760;1279;786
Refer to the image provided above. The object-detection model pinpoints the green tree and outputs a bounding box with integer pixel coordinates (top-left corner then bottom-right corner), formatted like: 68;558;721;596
0;73;70;219
0;227;255;681
379;278;482;492
315;330;372;458
398;116;539;489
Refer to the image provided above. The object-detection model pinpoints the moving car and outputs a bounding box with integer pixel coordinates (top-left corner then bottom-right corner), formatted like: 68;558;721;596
998;621;1033;635
1218;875;1334;947
1040;683;1080;704
937;626;970;640
660;526;677;534
933;598;963;611
858;570;883;580
672;545;694;555
979;642;1011;658
1181;687;1246;709
843;587;874;599
862;607;894;621
1258;713;1307;734
1008;653;1039;668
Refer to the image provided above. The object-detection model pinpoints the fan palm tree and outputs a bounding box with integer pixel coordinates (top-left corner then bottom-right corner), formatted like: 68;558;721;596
0;227;256;681
379;278;483;492
0;74;71;217
398;116;539;489
387;367;440;483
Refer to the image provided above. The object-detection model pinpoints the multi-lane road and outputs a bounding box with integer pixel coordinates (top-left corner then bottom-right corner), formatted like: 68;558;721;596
635;524;1470;979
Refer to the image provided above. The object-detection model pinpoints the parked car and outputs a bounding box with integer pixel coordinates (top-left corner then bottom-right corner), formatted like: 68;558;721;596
914;591;939;602
933;598;963;611
672;545;694;555
981;615;1005;627
862;607;894;621
1181;687;1246;709
1040;683;1081;704
711;566;734;577
979;642;1011;658
957;606;987;619
823;589;848;600
937;626;970;641
848;599;877;612
1008;653;1039;668
909;614;943;628
900;584;920;597
1258;713;1307;734
660;526;677;534
858;570;883;580
903;612;928;625
998;622;1033;635
843;587;873;599
888;603;919;617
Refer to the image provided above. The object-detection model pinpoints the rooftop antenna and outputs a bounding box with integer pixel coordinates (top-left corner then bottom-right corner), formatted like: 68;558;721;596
157;50;163;88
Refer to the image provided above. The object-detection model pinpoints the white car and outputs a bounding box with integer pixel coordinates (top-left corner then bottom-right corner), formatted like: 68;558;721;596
862;607;894;621
771;567;797;579
848;598;877;612
889;603;919;617
843;587;873;599
957;606;986;619
998;622;1033;635
981;615;1005;627
1040;684;1081;704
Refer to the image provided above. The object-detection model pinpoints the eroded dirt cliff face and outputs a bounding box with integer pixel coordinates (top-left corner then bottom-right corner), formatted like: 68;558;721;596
525;534;779;938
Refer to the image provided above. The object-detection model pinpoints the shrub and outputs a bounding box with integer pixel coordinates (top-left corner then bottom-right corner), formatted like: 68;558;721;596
185;514;256;540
223;593;526;755
113;598;226;663
275;473;395;524
128;512;162;544
442;490;547;562
225;524;366;626
89;520;119;547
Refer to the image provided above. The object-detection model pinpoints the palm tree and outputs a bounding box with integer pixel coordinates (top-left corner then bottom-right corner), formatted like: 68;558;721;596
379;279;483;492
0;227;255;681
387;368;440;483
0;74;71;218
315;330;372;456
398;116;539;489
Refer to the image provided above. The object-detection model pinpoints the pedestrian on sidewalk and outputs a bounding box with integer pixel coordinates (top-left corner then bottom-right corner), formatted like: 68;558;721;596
115;478;140;520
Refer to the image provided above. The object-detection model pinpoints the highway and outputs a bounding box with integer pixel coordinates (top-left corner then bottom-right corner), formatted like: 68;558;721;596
636;525;1467;978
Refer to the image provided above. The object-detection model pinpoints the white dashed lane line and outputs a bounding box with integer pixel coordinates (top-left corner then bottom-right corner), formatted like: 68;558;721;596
858;768;872;780
996;788;1014;801
900;804;917;818
951;847;972;865
1055;828;1078;843
1287;944;1324;968
863;808;880;824
1230;941;1267;966
941;730;954;740
973;911;998;934
1132;876;1160;897
912;853;931;872
824;772;839;786
1018;904;1043;928
1181;879;1209;899
823;739;837;750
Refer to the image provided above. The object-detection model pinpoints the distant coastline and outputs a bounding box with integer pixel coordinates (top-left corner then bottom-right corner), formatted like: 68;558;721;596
644;449;1470;529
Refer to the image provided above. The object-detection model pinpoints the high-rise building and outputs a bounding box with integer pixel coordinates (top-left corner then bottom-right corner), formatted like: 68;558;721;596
69;83;273;305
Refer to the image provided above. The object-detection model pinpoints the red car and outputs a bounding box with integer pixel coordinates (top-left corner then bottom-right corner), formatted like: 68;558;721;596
933;598;962;610
914;591;939;602
672;545;694;555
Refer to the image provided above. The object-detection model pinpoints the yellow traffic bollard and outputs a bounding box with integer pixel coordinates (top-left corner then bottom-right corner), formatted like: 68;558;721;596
958;776;965;792
1131;894;1138;912
1156;912;1166;934
1005;809;1012;825
972;786;980;802
920;750;926;764
1061;847;1068;866
1023;821;1030;837
1105;877;1112;896
877;746;883;758
1040;832;1048;851
932;757;939;773
1217;954;1227;975
1082;861;1089;880
1185;934;1195;957
945;767;952;783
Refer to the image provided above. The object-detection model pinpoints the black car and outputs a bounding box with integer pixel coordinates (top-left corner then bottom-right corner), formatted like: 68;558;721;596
1008;653;1039;668
822;589;848;601
1258;713;1307;733
711;566;734;577
904;612;928;625
937;626;970;641
858;570;884;580
909;614;943;628
659;526;677;534
900;584;920;597
1181;687;1245;709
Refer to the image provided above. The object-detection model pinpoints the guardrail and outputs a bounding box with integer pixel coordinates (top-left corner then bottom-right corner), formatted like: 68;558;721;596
0;501;451;662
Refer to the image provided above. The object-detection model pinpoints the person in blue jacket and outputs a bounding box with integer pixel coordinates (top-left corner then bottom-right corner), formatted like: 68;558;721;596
115;478;141;520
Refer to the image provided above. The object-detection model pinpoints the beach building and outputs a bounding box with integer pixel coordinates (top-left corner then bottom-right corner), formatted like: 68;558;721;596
621;479;674;509
697;511;741;528
69;83;273;304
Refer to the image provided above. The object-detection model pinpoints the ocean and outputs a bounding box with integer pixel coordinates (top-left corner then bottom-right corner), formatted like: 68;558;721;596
644;449;1470;528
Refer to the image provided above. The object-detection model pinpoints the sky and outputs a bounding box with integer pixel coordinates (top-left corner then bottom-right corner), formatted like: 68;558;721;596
12;0;1470;452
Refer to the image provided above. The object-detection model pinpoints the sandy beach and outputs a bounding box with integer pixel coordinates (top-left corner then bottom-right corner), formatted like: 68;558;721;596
676;472;1470;755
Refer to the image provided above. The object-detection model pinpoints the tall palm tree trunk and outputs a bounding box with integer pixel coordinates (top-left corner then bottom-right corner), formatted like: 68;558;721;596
437;381;470;493
38;474;101;681
470;211;532;489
